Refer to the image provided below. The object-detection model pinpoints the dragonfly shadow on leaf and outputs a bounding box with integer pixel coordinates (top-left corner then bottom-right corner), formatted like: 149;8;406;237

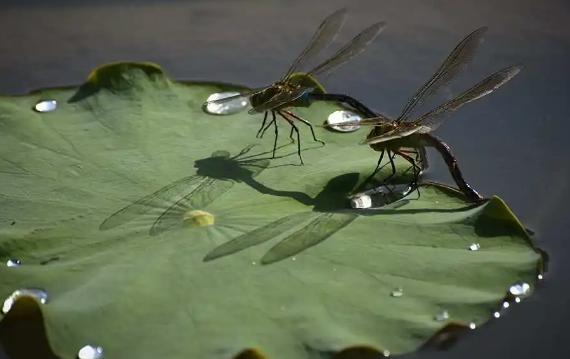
204;172;361;265
99;145;271;235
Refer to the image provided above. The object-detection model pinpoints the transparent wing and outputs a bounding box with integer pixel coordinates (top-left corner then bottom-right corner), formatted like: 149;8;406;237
248;87;311;114
99;175;204;230
414;65;522;131
282;8;348;80
308;21;386;77
203;87;265;107
397;27;488;122
363;125;425;145
322;114;393;129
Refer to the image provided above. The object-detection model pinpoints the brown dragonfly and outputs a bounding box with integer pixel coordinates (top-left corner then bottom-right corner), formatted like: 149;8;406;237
329;27;522;202
204;8;385;164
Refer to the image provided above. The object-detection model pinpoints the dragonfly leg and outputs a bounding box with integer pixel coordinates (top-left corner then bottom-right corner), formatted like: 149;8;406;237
363;149;385;185
256;112;269;138
272;111;279;158
381;150;398;183
259;111;276;139
289;126;295;143
282;109;325;145
278;111;304;164
395;150;422;199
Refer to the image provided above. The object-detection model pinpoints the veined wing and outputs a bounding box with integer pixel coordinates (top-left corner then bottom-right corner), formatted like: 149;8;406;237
363;125;426;145
248;87;312;114
282;8;347;80
397;27;488;123
307;21;386;77
414;65;522;131
322;114;393;129
203;87;265;107
99;175;205;230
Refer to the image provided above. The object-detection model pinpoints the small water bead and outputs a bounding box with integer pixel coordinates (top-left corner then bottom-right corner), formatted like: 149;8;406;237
493;311;501;318
2;288;48;314
251;261;256;266
6;259;21;267
509;281;531;297
291;257;296;261
502;301;510;309
515;297;521;304
469;322;477;330
203;92;249;115
325;110;361;132
382;349;391;357
34;99;58;113
468;243;481;251
390;288;403;297
434;310;449;321
77;345;104;359
350;194;372;209
538;274;544;280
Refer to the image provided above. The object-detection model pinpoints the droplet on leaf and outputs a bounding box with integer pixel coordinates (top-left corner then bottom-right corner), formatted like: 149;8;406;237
77;345;104;359
203;92;249;115
325;110;361;132
34;99;58;113
183;210;215;227
6;259;21;267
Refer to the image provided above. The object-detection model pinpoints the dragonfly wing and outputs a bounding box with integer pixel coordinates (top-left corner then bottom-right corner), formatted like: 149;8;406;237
363;125;424;145
397;27;488;122
415;65;522;131
308;21;386;77
282;8;347;80
99;175;204;230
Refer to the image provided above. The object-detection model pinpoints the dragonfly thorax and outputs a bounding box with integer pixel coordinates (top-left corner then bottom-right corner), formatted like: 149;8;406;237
249;82;303;111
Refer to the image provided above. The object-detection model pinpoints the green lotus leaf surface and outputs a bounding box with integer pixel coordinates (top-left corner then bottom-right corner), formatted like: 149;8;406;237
0;63;544;359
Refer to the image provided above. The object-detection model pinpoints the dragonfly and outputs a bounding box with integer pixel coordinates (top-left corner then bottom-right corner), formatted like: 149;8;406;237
328;27;522;202
204;8;385;164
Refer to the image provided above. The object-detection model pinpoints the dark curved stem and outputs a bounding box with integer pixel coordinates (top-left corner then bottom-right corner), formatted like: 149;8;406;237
419;134;484;202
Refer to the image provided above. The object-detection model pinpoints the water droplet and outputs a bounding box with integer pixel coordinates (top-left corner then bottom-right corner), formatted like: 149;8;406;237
34;99;57;113
493;311;501;318
502;301;510;309
382;349;390;357
325;110;361;132
350;194;372;209
2;288;48;314
435;200;440;204
537;274;543;280
515;297;521;303
77;345;104;359
509;281;530;297
469;322;477;330
291;257;296;261
434;310;449;321
468;243;481;251
390;288;403;297
203;92;249;115
6;259;21;267
332;268;337;272
251;261;256;265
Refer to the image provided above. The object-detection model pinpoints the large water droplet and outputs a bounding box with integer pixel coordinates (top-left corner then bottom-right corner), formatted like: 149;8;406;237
77;345;104;359
6;259;21;267
509;281;530;297
2;288;48;314
350;194;372;209
468;243;481;251
34;99;58;113
203;92;249;115
325;110;361;132
390;288;403;297
434;310;449;321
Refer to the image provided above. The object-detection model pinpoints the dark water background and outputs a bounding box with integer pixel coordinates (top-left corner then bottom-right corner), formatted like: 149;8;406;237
0;0;569;358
